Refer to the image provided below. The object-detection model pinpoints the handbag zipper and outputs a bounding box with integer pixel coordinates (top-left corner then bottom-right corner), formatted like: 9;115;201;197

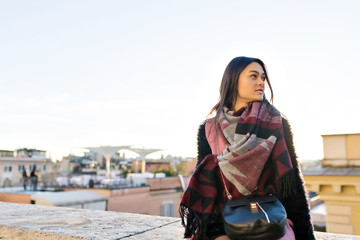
255;202;270;223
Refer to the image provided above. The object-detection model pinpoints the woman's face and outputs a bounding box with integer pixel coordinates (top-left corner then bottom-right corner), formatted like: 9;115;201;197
233;62;265;111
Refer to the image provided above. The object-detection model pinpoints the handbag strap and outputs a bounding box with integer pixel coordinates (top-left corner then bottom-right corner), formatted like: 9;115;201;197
215;127;233;200
220;169;233;200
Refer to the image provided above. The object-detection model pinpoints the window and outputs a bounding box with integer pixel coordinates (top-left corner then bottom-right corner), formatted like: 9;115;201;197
161;201;174;217
30;165;36;171
4;166;12;172
18;165;25;172
43;165;46;171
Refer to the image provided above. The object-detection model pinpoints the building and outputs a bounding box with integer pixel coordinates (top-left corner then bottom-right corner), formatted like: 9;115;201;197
0;175;187;218
0;148;54;188
132;156;197;177
303;133;360;235
135;159;173;174
58;151;129;177
0;188;107;210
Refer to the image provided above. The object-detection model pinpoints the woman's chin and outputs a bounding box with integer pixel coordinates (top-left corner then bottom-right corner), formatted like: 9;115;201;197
251;97;263;102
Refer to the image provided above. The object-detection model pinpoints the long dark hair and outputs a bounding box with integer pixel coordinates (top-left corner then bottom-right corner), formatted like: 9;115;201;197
210;56;274;120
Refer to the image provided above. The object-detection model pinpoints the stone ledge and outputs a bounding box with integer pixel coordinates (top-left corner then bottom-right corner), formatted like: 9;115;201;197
0;225;86;240
0;202;359;239
0;202;183;239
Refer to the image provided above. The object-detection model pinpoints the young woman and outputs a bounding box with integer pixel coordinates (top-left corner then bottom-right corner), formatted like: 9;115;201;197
180;57;315;240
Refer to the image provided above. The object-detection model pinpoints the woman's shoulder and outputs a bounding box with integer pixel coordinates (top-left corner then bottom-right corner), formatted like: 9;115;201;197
198;117;217;138
197;120;207;138
281;116;294;142
199;117;215;127
280;116;300;169
197;117;213;134
196;119;213;166
281;116;291;129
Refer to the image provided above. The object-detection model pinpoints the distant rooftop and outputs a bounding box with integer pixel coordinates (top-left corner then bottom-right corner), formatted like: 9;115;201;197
321;133;360;137
31;190;107;206
303;167;360;175
0;188;106;208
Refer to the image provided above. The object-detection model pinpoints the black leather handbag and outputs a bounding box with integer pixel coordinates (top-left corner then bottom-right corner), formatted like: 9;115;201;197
222;195;287;240
220;171;287;240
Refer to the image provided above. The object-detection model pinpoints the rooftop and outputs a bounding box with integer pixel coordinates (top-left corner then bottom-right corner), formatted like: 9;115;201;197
303;167;360;175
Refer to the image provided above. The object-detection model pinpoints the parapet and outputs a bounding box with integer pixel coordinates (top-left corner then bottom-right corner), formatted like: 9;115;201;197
0;202;358;239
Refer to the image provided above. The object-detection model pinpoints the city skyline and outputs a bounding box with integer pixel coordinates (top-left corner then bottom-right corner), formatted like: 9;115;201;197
1;1;360;161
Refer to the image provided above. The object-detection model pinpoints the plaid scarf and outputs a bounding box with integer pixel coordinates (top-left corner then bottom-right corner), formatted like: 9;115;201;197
180;100;296;239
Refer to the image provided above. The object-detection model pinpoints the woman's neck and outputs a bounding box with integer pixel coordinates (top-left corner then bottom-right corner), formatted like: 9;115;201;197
233;101;248;112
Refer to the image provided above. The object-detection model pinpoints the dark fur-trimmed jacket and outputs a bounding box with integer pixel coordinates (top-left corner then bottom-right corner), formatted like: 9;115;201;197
195;118;315;240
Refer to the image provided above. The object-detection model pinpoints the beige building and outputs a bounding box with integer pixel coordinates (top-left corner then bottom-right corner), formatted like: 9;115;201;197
303;133;360;235
321;134;360;167
0;149;54;188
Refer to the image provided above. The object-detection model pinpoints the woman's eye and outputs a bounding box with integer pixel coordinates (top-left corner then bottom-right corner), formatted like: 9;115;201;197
251;74;257;79
261;76;266;81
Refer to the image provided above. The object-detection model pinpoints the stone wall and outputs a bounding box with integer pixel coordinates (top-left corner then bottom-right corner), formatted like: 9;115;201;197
0;202;359;239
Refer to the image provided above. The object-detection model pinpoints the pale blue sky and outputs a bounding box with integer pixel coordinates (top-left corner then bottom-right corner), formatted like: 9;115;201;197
1;1;359;161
